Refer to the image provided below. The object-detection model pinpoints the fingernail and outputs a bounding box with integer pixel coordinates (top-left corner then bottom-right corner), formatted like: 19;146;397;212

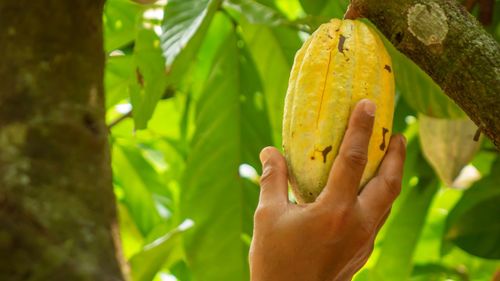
259;147;271;164
362;99;376;117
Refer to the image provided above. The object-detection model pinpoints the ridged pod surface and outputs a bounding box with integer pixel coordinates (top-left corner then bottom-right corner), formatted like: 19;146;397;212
282;19;395;203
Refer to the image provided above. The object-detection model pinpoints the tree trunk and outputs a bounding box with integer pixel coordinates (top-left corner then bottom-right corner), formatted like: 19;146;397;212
0;1;125;280
349;0;500;149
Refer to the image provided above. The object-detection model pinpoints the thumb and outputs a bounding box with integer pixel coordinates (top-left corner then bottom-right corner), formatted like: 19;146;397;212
258;147;289;206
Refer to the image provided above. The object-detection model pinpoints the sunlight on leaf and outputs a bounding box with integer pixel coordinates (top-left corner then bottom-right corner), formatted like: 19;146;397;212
130;219;194;281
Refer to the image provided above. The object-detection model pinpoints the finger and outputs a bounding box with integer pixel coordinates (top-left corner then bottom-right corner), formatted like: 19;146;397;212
338;209;391;280
319;99;376;205
359;134;406;222
375;209;391;234
258;146;289;206
339;209;390;280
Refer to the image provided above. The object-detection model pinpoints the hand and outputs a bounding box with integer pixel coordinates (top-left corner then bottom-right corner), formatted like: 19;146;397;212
249;99;407;281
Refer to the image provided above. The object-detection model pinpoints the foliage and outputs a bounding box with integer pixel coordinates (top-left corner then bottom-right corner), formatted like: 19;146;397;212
104;0;500;280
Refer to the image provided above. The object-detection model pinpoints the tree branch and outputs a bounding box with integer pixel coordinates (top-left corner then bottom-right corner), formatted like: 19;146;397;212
108;110;132;130
351;0;500;149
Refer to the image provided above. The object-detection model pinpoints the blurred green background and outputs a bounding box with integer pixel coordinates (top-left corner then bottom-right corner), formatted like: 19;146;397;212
103;0;500;280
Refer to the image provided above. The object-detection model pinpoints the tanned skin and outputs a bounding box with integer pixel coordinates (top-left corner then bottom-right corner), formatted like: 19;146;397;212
250;99;407;281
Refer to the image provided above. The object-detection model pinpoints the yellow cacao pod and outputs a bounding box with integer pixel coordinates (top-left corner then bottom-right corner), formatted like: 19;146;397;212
282;19;395;203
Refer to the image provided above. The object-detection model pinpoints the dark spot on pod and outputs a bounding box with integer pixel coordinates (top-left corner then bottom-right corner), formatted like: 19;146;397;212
310;156;315;160
338;35;347;54
384;65;392;73
327;34;333;39
309;192;313;196
321;145;333;163
379;127;389;151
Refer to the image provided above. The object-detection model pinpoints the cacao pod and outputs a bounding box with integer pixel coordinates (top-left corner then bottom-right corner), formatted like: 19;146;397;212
282;19;395;203
418;114;482;188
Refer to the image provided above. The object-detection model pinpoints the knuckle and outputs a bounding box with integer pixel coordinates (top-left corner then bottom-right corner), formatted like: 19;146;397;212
343;148;368;167
381;176;402;198
259;159;286;187
259;166;276;186
310;204;348;234
329;204;353;230
253;205;273;222
334;204;351;219
358;218;375;239
312;204;336;222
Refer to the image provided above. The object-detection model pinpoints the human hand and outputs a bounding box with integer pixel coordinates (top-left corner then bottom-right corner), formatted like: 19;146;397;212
249;99;406;281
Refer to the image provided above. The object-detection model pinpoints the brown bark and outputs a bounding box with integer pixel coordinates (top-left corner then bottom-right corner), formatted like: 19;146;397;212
350;0;500;149
0;1;125;280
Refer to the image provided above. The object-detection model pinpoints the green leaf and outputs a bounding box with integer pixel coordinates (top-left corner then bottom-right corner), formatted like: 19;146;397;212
371;153;440;281
112;140;167;236
472;148;497;175
299;0;348;17
447;198;500;259
105;55;134;109
444;158;500;259
169;260;193;281
117;203;144;259
129;220;193;281
411;263;468;281
241;178;260;235
299;0;329;15
186;12;234;101
181;23;273;280
130;0;224;129
390;49;466;119
130;26;169;129
392;93;417;134
103;0;141;52
253;0;279;10
224;0;288;26
161;0;222;70
297;0;348;30
240;21;302;146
